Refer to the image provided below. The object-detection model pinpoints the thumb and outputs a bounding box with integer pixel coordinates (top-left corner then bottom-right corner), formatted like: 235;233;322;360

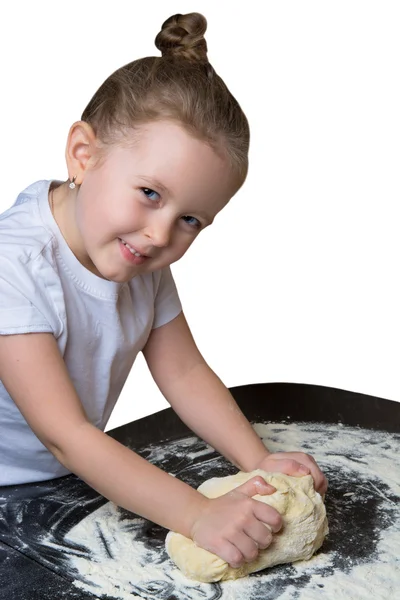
278;459;310;477
235;476;276;498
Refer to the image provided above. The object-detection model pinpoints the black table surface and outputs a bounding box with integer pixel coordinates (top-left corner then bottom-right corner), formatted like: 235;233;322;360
1;382;399;600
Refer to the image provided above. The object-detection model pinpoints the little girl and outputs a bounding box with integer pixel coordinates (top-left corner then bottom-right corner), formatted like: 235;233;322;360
0;12;327;569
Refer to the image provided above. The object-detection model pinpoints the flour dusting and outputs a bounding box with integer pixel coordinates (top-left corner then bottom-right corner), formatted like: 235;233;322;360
59;422;399;599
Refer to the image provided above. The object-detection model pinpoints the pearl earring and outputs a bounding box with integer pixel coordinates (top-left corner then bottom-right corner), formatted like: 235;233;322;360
69;176;77;189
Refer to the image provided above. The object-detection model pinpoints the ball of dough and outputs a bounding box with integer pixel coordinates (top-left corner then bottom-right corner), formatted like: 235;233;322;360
165;469;328;583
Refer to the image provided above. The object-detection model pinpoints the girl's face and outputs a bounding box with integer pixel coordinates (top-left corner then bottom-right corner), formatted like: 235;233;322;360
71;120;240;283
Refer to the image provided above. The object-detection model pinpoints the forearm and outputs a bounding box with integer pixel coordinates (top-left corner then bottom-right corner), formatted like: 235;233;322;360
164;362;270;471
51;423;206;537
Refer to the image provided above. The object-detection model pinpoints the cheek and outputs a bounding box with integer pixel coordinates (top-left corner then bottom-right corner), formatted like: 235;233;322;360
119;202;146;234
76;183;130;241
173;231;198;256
75;200;116;253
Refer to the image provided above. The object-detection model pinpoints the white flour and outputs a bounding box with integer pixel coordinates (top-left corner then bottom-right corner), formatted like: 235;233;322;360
60;421;399;599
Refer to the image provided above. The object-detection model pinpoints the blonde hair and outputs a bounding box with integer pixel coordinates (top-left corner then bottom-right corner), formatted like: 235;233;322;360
80;12;250;182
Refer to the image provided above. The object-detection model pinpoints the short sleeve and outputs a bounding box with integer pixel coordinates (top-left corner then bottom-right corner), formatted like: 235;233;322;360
152;267;182;329
0;251;58;336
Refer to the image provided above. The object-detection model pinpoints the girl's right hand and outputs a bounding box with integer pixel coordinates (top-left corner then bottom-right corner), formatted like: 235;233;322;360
190;476;282;568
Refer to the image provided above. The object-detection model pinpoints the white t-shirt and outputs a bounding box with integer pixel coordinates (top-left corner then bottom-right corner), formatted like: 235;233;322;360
0;180;182;485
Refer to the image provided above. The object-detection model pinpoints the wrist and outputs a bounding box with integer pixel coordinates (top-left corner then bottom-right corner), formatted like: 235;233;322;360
237;448;271;473
179;489;210;540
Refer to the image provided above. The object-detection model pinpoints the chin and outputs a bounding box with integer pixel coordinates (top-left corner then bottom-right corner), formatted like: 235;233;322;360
92;263;134;283
108;271;138;283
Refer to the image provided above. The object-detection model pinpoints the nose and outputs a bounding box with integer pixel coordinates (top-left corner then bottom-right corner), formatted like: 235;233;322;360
145;218;173;248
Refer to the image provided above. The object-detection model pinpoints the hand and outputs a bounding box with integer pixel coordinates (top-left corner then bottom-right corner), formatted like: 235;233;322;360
190;476;282;568
256;452;328;496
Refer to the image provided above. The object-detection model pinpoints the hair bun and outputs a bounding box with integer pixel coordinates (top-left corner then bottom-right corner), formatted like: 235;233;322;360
155;12;208;63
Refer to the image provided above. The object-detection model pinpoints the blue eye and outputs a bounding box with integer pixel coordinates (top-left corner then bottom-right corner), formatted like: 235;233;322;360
141;188;160;202
182;215;201;229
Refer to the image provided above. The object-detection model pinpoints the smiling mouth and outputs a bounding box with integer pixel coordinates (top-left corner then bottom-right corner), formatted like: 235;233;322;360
119;238;148;258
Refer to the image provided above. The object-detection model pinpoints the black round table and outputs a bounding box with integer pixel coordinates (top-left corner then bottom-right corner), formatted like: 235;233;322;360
1;382;399;600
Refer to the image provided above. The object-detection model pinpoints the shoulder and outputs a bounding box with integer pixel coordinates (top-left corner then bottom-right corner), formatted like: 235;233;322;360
0;181;64;334
0;179;55;266
131;267;181;330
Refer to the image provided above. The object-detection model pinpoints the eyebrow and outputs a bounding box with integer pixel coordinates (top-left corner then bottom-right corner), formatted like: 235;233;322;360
138;175;213;224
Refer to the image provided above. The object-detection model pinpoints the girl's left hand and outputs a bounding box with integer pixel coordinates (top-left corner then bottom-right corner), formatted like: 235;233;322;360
255;452;328;496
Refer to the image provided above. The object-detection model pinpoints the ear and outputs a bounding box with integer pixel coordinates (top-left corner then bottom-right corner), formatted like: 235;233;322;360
65;121;99;184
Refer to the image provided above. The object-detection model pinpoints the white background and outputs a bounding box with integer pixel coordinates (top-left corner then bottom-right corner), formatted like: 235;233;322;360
1;1;399;431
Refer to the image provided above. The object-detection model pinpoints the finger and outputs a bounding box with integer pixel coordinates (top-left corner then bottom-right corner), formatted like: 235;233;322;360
211;540;245;569
235;476;276;498
296;452;318;467
243;520;273;550
307;454;319;467
312;470;325;492
252;499;282;533
316;473;329;495
274;453;328;494
229;531;260;564
275;458;311;477
303;463;328;495
294;454;328;495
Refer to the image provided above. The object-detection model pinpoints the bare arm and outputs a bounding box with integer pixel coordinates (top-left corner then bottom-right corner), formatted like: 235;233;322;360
0;329;283;567
143;312;269;471
143;312;327;494
0;332;206;537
